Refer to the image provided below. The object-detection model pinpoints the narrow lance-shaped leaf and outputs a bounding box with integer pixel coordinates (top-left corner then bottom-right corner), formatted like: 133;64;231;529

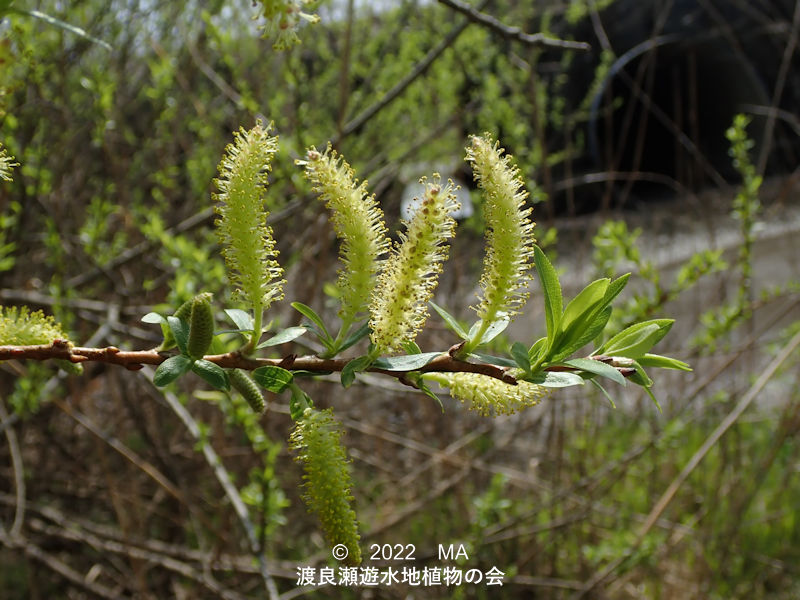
191;359;229;391
598;319;675;359
533;244;562;347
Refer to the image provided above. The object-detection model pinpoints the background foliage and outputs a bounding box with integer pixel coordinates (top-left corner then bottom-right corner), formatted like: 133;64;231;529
2;1;800;598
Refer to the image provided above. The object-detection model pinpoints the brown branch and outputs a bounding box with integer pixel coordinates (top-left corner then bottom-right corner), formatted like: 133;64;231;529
0;342;634;383
437;0;591;51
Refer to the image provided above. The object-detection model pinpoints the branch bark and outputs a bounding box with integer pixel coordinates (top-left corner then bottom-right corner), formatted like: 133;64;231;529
0;341;634;383
437;0;591;51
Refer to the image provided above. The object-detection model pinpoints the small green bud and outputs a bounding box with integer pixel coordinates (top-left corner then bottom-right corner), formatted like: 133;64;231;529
186;293;214;360
229;368;266;413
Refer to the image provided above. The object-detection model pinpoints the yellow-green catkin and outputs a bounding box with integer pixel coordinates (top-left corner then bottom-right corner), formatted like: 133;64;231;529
186;294;215;360
298;146;389;324
214;121;285;312
0;143;18;181
256;0;320;50
423;372;549;416
0;306;70;346
0;306;82;374
466;134;536;321
229;368;266;413
289;407;361;566
369;177;459;354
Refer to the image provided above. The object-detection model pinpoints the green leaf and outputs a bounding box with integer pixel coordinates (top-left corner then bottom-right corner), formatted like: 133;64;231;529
637;353;692;371
401;340;423;354
252;365;294;393
560;278;609;334
510;342;531;372
548;305;612;363
404;372;444;410
603;273;631;305
600;319;674;358
562;357;626;386
525;371;586;388
166;316;190;355
469;314;510;346
340;355;373;388
533;245;562;343
338;322;371;353
141;312;165;324
629;361;661;411
589;378;617;408
256;326;307;349
291;302;332;342
528;337;548;366
373;352;442;371
153;355;193;387
628;360;654;387
468;352;518;368
225;309;254;332
192;359;230;391
289;386;314;421
429;301;469;339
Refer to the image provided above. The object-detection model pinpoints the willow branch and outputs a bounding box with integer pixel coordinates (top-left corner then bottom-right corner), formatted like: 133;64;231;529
333;0;487;143
437;0;591;51
0;341;634;383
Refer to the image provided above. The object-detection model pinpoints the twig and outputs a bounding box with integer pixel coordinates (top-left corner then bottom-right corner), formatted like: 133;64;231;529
28;517;248;600
334;0;488;143
62;200;301;290
0;491;299;578
0;529;120;598
0;342;633;382
0;397;25;538
50;395;186;502
437;0;591;51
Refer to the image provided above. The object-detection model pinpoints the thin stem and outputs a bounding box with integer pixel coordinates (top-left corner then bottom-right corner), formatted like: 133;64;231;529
0;342;635;383
323;316;355;359
243;304;263;355
459;318;490;358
